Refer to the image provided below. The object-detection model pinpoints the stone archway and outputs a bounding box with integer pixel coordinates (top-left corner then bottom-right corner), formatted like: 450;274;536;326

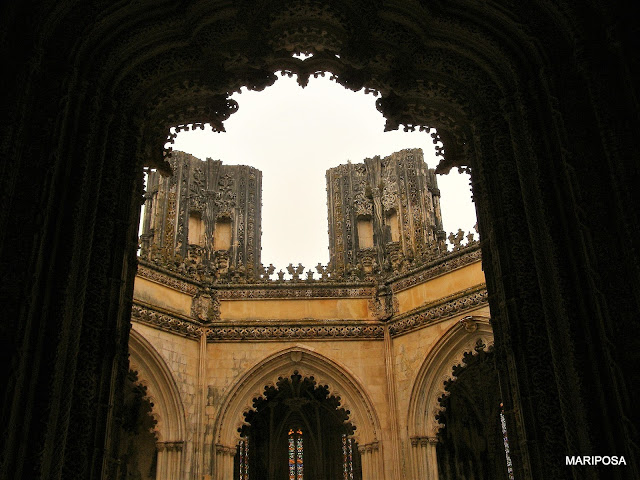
3;3;639;480
237;372;362;480
118;369;159;480
406;316;493;479
435;345;507;480
128;329;187;479
213;346;382;480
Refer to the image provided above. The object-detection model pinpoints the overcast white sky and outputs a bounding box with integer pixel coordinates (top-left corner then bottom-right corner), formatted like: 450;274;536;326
171;74;476;270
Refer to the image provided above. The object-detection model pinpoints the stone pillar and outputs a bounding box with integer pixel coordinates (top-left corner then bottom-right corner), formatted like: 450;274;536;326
156;441;184;479
410;436;439;480
382;325;401;479
370;441;382;480
193;331;207;478
410;436;422;479
359;444;370;479
423;437;439;480
214;444;235;480
359;441;381;480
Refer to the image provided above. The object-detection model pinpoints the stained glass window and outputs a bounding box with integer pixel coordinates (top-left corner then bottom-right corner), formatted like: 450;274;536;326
288;428;303;480
342;434;354;480
500;404;515;480
238;438;249;480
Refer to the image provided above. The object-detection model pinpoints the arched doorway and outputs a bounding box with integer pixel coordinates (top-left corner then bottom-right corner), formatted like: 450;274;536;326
117;370;159;480
407;316;493;479
435;342;509;480
214;347;382;479
128;329;187;479
236;372;362;480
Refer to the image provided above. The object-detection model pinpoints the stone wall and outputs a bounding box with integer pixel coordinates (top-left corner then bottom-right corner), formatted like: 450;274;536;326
130;247;490;479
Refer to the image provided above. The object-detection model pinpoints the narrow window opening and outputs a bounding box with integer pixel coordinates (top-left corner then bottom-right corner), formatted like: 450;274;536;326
385;210;400;243
342;434;354;480
500;403;515;480
214;217;232;251
357;217;374;249
236;437;249;480
288;428;304;480
188;211;204;246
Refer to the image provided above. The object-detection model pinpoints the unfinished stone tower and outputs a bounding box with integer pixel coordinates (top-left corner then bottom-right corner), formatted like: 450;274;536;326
140;151;262;278
326;148;446;276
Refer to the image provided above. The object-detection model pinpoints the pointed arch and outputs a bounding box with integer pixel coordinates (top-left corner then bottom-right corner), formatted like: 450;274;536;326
407;315;494;439
214;345;382;448
128;328;187;443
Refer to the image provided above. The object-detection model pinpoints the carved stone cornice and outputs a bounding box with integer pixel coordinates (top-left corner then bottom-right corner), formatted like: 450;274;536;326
388;286;488;337
389;246;482;294
131;303;203;339
132;284;487;341
137;262;199;295
205;323;384;341
217;284;375;300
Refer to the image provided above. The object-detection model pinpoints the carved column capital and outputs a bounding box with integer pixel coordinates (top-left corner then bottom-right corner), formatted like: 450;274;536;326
215;443;236;456
157;440;184;452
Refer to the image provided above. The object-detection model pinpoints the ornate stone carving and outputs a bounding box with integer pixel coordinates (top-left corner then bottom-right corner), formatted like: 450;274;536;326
205;324;384;341
368;284;396;321
191;290;221;322
131;304;203;339
459;315;478;332
390;246;482;293
216;286;375;300
7;2;639;479
137;263;199;295
139;153;262;278
389;287;488;336
326;150;446;275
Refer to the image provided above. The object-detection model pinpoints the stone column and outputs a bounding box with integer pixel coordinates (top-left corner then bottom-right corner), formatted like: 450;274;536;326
359;444;370;480
410;436;422;479
214;444;235;480
193;330;207;478
410;436;439;480
156;441;184;479
369;441;382;480
423;437;439;480
359;441;381;480
382;325;402;479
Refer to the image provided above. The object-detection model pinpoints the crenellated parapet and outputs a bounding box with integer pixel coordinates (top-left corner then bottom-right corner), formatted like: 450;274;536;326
139;236;479;286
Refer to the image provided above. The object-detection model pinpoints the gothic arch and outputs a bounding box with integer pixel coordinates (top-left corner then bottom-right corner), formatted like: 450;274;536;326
214;345;382;448
128;328;186;444
407;316;493;439
4;2;640;479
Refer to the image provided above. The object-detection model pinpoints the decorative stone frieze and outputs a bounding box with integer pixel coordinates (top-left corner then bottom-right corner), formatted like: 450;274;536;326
131;304;204;339
217;285;375;300
132;285;487;340
137;264;200;295
388;287;488;336
205;323;385;341
389;246;482;293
